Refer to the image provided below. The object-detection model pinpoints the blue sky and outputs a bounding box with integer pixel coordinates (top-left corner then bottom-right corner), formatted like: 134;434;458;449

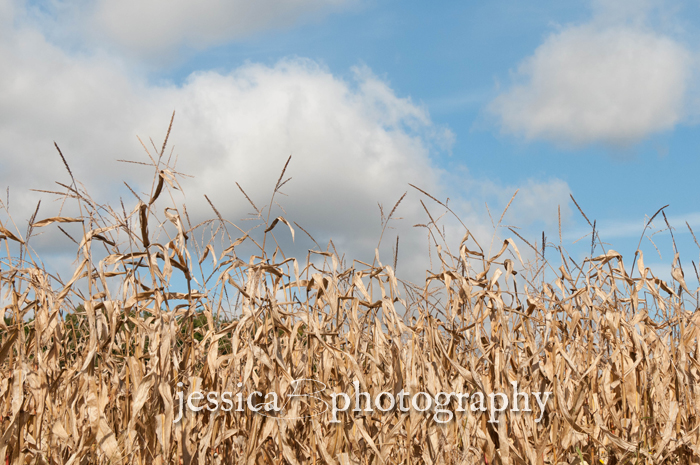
1;0;699;283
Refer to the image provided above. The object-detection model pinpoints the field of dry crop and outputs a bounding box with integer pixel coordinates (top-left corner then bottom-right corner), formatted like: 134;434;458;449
1;127;700;464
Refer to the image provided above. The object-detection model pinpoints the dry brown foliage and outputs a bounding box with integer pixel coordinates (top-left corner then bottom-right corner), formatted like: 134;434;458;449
1;130;700;465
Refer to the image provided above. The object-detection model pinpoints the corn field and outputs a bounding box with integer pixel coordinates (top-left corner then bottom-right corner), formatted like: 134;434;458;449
1;129;700;464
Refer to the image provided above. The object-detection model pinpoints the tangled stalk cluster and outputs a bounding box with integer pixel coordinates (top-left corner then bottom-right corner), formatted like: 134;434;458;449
1;122;700;464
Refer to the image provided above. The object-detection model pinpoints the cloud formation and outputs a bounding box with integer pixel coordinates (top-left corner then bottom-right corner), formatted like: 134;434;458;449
490;20;691;147
0;4;449;271
28;0;349;59
0;1;571;281
156;61;450;253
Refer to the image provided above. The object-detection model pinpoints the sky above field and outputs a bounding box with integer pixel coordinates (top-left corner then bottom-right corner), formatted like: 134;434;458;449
1;0;699;282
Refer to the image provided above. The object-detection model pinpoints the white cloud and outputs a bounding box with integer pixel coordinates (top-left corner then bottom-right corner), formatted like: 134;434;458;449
0;1;13;25
489;22;691;147
0;1;572;283
154;61;447;253
462;177;571;227
98;0;348;55
0;6;449;274
27;0;350;59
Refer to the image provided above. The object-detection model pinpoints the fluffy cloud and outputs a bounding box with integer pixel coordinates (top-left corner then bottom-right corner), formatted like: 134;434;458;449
154;61;449;255
0;6;449;272
100;0;348;55
26;0;349;59
489;23;691;146
0;1;571;282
